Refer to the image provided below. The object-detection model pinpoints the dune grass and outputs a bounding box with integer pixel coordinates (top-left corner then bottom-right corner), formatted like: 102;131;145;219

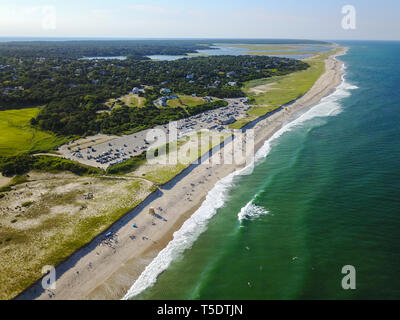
129;131;229;185
215;43;299;51
244;49;337;107
230;49;338;129
247;51;314;56
0;174;153;300
230;106;278;129
0;108;68;157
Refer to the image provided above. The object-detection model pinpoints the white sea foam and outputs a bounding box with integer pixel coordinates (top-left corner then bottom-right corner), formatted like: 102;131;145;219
123;162;251;300
238;199;269;221
123;63;357;300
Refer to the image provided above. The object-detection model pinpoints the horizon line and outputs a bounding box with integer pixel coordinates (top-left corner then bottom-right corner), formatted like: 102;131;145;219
0;36;399;42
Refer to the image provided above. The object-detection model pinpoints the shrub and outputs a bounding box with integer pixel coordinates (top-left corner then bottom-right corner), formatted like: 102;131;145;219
0;154;104;177
21;201;34;208
106;153;146;175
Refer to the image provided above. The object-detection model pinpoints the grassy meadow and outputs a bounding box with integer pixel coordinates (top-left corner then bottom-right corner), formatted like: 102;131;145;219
215;43;299;51
0;107;68;157
127;130;230;185
247;51;315;56
0;172;154;300
106;93;146;109
231;49;338;129
166;95;207;108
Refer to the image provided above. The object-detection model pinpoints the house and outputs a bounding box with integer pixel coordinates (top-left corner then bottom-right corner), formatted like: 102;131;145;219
227;71;237;77
228;82;237;87
132;87;140;94
204;96;213;102
155;96;168;107
160;88;172;94
186;74;194;79
192;93;197;97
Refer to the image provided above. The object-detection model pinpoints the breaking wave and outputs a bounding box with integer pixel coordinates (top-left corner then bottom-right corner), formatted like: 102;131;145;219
238;199;269;221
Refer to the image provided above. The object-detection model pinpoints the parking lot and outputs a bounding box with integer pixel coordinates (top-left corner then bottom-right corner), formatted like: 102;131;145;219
58;98;251;169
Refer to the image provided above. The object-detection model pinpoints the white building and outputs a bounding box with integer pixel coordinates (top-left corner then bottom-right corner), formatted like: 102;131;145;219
160;88;172;94
132;87;140;94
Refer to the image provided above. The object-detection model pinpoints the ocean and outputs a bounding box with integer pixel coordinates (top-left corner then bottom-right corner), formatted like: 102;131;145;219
125;41;400;300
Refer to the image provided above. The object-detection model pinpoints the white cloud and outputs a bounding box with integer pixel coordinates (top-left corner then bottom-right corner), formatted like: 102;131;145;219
0;4;58;36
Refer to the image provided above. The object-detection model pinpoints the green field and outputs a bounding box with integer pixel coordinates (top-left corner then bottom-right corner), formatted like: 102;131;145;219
167;95;207;108
247;51;315;56
0;108;69;157
107;93;146;109
230;49;338;129
230;106;279;129
215;43;299;51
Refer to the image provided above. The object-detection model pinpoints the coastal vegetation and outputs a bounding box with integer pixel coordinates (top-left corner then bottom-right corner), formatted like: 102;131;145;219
216;43;300;50
1;48;308;137
247;51;314;56
126;130;230;185
230;48;337;129
105;153;147;175
166;95;208;108
106;93;146;109
0;40;212;59
0;171;154;300
0;108;69;157
243;50;333;106
0;39;327;60
0;154;104;177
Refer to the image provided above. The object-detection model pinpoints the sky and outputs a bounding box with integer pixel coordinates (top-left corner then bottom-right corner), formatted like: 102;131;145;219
0;0;399;40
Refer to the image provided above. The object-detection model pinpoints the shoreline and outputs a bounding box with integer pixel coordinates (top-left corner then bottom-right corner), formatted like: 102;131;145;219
17;47;347;300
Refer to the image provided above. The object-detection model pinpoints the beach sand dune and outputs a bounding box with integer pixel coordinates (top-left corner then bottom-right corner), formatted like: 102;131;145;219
0;173;11;188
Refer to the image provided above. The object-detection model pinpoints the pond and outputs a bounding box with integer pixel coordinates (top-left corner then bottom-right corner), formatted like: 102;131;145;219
146;44;331;61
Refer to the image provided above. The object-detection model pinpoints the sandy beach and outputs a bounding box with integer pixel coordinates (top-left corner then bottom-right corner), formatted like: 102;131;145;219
16;47;347;300
0;173;11;188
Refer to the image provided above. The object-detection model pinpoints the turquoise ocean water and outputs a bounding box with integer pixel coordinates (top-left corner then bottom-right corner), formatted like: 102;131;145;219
125;41;400;300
